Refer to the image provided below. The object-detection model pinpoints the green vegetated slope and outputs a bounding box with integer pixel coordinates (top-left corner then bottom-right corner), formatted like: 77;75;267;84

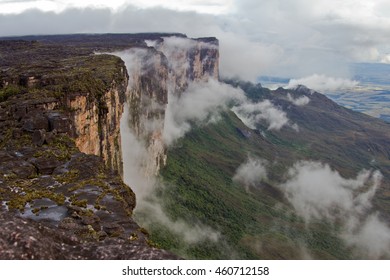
156;111;347;259
149;82;390;259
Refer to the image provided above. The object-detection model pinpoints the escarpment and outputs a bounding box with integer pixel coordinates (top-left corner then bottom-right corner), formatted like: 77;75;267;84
1;34;213;259
122;36;220;176
123;48;169;176
66;62;128;175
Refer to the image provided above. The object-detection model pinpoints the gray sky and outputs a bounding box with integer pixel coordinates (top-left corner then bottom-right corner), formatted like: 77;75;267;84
1;0;389;81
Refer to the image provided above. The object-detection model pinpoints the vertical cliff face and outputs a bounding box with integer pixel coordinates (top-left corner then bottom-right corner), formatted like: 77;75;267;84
149;36;219;95
123;48;169;176
122;36;219;177
45;56;129;174
68;75;127;174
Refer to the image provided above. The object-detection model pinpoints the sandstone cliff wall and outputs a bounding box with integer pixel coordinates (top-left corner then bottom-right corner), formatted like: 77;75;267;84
123;36;219;176
67;74;127;174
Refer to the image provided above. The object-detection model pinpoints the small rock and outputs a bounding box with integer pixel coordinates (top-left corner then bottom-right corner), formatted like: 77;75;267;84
47;112;70;133
0;160;36;179
11;105;27;121
0;151;14;162
22;114;49;132
32;129;46;146
29;157;61;175
59;217;82;231
97;231;108;241
81;215;101;231
52;165;69;175
103;222;125;237
12;128;23;139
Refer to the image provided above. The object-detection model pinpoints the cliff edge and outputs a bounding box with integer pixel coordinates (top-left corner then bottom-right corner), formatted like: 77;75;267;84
0;33;217;259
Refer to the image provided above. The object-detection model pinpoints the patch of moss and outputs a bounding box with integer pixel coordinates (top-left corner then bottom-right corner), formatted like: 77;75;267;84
129;233;138;241
56;169;80;184
0;84;25;102
7;188;65;212
71;198;88;208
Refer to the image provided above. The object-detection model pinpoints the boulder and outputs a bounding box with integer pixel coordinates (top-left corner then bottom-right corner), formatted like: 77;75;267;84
32;129;46;146
103;222;125;237
29;157;61;175
47;112;70;133
22;114;49;132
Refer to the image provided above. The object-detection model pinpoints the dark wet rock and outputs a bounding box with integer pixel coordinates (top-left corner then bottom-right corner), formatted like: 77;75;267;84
97;231;108;241
52;166;69;175
0;159;36;179
31;176;60;189
81;215;101;231
236;127;252;139
103;222;125;237
12;128;23;139
10;161;36;178
47;112;71;133
32;129;46;146
0;108;7;121
66;153;103;179
11;105;27;121
29;157;61;175
59;217;83;231
15;147;37;160
0;150;14;162
22;114;49;132
0;212;180;260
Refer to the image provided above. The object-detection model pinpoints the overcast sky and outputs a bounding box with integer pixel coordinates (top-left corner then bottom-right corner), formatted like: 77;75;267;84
1;0;389;81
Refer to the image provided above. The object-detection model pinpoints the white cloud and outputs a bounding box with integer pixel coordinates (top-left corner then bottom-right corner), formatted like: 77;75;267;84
343;214;390;259
2;0;390;79
280;161;380;222
0;0;233;15
217;32;284;81
121;106;220;245
232;157;389;258
278;160;389;258
287;93;310;106
287;74;359;92
233;156;268;191
164;79;245;145
232;99;293;131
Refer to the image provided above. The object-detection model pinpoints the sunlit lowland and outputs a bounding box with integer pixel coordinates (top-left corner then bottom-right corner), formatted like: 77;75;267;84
0;0;390;260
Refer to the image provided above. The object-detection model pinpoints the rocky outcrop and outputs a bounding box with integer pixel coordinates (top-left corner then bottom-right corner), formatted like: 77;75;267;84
147;36;219;95
66;69;127;174
0;36;183;259
0;206;180;260
0;33;220;259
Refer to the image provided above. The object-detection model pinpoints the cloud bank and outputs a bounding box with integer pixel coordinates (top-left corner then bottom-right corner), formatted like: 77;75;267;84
232;100;295;131
287;93;310;106
233;157;268;191
280;161;381;222
163;79;245;145
287;74;359;92
3;0;390;81
280;160;389;258
233;157;390;258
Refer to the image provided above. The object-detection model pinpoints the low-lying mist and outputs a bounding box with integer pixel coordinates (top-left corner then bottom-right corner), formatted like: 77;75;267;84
234;156;390;259
117;52;222;248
